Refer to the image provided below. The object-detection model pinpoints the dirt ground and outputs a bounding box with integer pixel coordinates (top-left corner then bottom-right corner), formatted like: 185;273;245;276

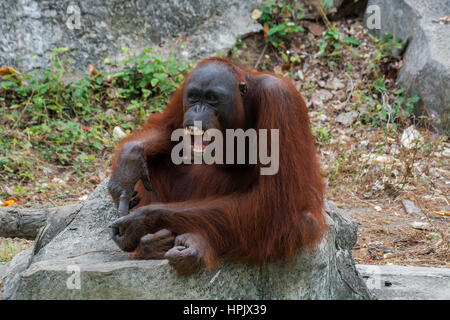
1;17;448;267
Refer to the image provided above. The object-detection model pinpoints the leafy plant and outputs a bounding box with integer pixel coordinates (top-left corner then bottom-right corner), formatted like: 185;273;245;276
319;24;341;61
313;125;332;145
0;47;191;181
258;1;304;49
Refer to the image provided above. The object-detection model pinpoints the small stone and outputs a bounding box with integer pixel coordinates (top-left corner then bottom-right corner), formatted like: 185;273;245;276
400;126;424;149
42;167;55;175
51;177;66;185
311;89;333;107
401;200;423;215
318;113;328;122
372;155;396;164
359;140;369;148
374;206;382;212
113;126;126;139
251;9;262;20
410;221;431;230
326;78;346;90
334;90;346;102
335;111;358;126
443;148;450;158
358;104;369;114
295;70;304;81
105;109;116;117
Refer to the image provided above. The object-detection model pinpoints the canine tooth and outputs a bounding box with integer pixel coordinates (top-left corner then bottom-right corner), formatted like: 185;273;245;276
187;126;204;135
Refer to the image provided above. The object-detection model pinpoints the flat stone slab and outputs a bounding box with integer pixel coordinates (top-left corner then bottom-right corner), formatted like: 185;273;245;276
357;264;450;300
2;180;371;300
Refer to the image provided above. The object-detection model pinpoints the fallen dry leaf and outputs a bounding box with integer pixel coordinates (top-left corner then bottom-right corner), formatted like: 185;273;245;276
304;21;325;36
0;66;20;76
2;197;19;207
88;63;98;77
251;9;262;20
263;24;269;40
0;66;22;84
273;65;283;75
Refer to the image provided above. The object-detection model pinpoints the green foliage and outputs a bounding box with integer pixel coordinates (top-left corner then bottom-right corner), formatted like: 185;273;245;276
319;24;341;61
0;48;191;181
366;33;403;74
313;125;332;145
319;24;361;65
321;0;334;8
343;36;361;46
231;38;248;55
354;83;420;129
0;239;32;262
113;48;189;112
351;33;421;128
258;1;304;48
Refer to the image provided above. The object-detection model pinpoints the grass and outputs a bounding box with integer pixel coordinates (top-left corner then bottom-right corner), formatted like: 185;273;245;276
0;238;33;262
0;48;191;206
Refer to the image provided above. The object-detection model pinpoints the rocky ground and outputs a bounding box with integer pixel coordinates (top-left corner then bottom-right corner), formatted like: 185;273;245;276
1;17;448;268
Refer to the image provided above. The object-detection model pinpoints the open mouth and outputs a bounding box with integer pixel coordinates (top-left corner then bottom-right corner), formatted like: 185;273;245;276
184;125;210;153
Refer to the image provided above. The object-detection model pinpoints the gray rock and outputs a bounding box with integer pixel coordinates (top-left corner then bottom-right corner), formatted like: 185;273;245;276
0;262;8;281
33;204;81;255
401;199;423;216
357;264;450;300
0;204;80;240
1;248;33;300
335;111;358;126
326;78;346;90
0;262;7;299
0;0;263;74
364;0;450;132
2;180;371;300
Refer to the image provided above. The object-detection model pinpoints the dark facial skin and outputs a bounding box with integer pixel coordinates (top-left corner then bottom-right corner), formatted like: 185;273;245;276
183;63;237;131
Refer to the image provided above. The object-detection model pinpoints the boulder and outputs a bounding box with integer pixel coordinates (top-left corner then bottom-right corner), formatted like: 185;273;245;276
364;0;450;132
2;180;372;300
0;0;263;74
0;0;353;75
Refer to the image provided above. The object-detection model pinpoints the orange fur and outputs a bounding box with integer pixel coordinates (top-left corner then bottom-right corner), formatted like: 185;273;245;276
111;57;326;268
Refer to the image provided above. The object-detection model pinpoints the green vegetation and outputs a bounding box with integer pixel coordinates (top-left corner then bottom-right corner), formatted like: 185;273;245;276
319;24;361;65
257;1;305;49
313;125;332;146
0;48;191;182
0;238;32;262
352;33;421;129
